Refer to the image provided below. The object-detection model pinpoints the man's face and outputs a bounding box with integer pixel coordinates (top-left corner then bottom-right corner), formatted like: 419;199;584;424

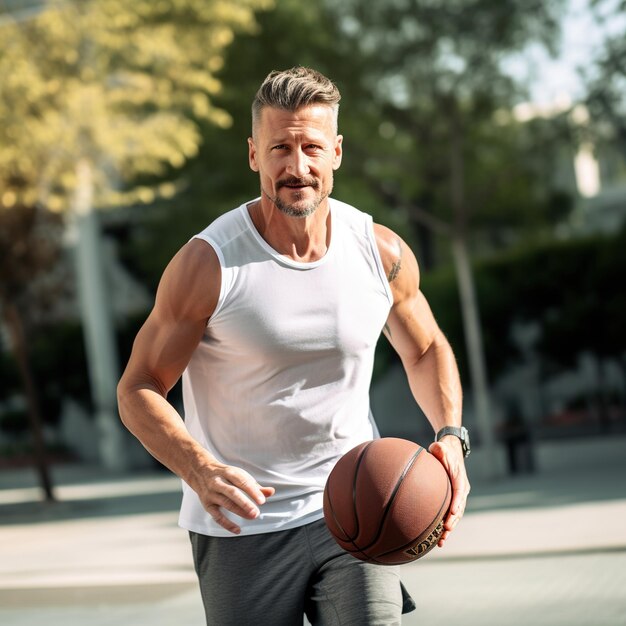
248;105;343;218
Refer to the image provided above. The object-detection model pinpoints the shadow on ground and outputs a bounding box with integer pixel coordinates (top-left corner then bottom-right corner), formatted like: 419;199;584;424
0;490;182;526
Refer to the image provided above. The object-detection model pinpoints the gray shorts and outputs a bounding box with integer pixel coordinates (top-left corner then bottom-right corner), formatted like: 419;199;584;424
189;518;416;625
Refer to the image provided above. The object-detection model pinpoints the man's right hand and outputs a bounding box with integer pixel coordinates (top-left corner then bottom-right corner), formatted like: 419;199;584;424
195;462;275;535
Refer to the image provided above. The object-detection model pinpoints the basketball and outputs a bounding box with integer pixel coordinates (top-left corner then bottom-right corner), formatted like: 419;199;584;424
323;437;451;565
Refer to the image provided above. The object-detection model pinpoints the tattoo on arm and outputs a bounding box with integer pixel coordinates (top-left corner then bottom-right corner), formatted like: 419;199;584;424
387;238;403;283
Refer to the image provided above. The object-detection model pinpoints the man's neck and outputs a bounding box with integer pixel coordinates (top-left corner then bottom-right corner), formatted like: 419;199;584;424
248;197;332;263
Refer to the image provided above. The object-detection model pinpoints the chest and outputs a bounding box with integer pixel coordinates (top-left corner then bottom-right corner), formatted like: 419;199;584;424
206;243;391;361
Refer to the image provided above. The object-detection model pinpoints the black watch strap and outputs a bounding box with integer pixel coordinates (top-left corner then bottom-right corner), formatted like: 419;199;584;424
435;426;470;457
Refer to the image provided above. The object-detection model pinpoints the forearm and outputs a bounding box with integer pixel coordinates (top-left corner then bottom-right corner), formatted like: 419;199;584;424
117;382;217;488
401;331;463;433
375;225;469;541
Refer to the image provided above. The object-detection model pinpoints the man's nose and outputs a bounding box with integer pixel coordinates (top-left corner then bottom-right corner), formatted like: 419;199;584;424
286;148;310;177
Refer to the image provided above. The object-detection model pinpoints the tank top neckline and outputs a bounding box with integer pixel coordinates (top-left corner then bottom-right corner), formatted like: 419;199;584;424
239;198;337;270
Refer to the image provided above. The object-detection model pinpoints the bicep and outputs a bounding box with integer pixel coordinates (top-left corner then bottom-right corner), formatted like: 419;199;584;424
385;290;441;364
124;310;207;396
374;223;440;362
120;239;220;395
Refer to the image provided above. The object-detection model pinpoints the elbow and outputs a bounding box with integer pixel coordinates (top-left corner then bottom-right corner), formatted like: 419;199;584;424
116;377;132;431
404;329;451;369
431;328;451;351
116;371;168;432
116;371;145;432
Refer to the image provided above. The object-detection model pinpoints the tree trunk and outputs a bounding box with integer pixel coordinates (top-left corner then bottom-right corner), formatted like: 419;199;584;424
447;115;499;477
69;157;129;470
451;236;499;477
594;356;612;433
3;303;55;501
621;356;626;426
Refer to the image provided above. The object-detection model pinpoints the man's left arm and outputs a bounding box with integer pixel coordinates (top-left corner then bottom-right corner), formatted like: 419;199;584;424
374;223;470;547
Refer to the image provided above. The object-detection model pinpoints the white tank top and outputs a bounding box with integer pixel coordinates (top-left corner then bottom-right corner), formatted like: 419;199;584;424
178;198;393;536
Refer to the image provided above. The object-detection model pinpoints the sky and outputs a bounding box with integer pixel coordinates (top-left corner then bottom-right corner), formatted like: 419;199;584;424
510;0;624;106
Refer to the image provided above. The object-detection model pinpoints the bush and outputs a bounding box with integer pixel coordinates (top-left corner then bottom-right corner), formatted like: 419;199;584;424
421;227;626;383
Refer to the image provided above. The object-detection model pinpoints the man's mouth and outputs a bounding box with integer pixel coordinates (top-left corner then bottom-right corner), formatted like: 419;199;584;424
279;178;317;190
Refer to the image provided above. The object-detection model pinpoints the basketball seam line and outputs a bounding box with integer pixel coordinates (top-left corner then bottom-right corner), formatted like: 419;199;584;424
350;441;372;542
325;441;372;544
375;475;451;561
350;446;424;555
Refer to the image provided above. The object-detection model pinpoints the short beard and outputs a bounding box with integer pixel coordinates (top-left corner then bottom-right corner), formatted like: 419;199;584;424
264;177;331;218
273;190;329;218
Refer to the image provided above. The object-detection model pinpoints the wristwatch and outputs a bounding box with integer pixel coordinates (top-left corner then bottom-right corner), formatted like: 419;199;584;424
435;426;471;458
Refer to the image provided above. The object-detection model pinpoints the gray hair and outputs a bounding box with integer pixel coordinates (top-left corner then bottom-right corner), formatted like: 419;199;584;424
251;67;341;136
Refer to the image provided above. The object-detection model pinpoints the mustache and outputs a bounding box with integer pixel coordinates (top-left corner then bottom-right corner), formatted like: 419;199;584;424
277;177;319;189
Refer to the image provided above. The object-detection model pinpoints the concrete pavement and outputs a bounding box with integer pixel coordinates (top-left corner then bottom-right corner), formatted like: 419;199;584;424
1;436;625;625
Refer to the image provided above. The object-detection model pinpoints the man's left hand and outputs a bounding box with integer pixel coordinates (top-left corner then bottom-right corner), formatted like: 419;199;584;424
428;435;470;547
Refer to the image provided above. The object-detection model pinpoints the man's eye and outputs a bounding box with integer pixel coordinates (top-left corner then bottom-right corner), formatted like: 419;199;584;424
272;144;288;151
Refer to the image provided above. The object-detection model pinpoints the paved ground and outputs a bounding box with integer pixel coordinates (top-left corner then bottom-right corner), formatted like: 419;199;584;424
1;437;625;625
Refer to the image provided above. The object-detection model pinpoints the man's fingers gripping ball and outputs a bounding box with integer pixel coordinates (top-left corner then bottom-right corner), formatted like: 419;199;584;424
428;440;470;547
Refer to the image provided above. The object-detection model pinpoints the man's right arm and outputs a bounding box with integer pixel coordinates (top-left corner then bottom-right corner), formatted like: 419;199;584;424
117;239;273;534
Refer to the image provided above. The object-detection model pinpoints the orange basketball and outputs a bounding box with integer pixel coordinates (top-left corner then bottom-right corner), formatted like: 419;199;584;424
323;437;451;565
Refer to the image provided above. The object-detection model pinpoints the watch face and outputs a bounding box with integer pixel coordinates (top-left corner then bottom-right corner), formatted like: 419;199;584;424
461;427;471;456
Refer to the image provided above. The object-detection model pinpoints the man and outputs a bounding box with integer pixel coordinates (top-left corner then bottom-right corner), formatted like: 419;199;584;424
118;66;470;625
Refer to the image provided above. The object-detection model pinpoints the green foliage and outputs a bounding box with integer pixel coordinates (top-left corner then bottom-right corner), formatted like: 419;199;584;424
39;323;89;418
0;0;272;446
323;0;572;264
117;0;407;289
0;0;272;213
0;205;66;312
0;409;29;438
422;228;626;383
0;346;20;391
0;308;169;433
31;321;93;415
0;318;90;432
586;0;626;150
118;0;578;291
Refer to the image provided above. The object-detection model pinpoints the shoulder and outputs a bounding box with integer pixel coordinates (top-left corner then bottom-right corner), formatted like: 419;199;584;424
373;223;402;273
156;238;221;323
373;223;420;300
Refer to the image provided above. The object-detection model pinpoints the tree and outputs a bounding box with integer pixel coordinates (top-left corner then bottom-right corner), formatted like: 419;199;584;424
0;0;272;209
586;0;626;151
422;226;626;437
322;0;569;473
0;205;66;499
0;0;272;472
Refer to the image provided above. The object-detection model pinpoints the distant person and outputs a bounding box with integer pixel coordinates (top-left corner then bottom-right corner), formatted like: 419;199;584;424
117;66;470;625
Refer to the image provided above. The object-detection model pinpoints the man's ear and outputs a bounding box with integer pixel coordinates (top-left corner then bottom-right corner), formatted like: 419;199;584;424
333;135;343;170
248;137;259;172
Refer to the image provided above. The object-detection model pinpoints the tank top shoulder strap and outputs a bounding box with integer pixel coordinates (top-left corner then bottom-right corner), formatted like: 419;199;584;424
330;199;393;306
